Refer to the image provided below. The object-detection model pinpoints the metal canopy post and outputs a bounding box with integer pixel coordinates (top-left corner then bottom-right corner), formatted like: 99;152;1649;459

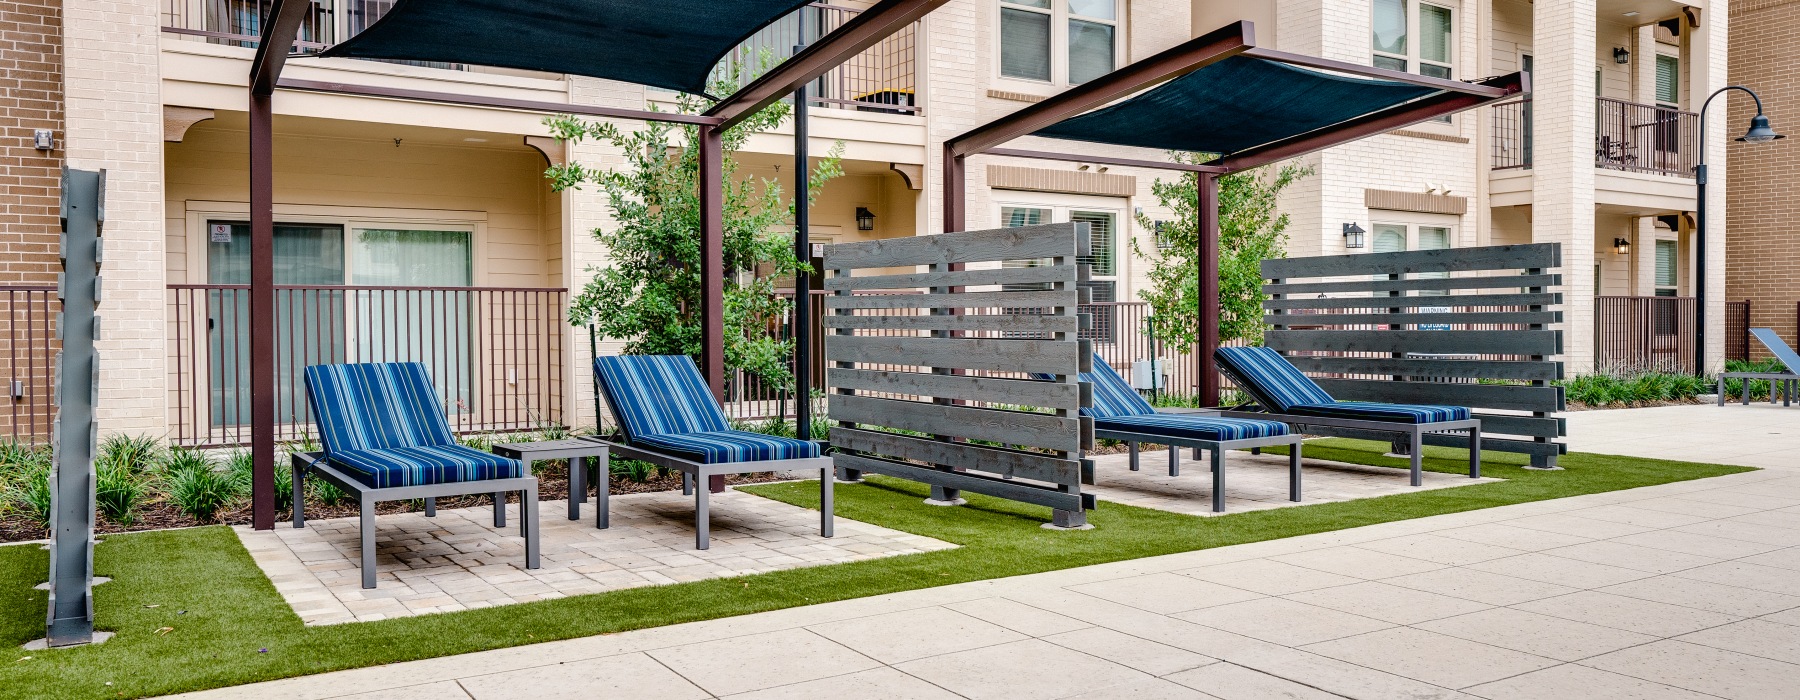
247;0;309;530
793;9;813;442
46;167;104;647
1198;173;1221;407
700;126;725;402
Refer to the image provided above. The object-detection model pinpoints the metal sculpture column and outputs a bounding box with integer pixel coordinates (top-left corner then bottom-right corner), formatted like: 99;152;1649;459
46;167;104;647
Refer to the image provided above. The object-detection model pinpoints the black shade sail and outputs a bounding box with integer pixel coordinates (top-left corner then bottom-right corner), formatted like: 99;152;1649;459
1030;55;1442;157
321;0;815;95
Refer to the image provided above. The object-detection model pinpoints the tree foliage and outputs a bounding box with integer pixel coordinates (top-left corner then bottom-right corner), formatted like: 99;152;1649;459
1131;155;1311;348
544;70;842;390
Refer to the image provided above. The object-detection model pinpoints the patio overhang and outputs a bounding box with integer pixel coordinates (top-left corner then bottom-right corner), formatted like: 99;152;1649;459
944;20;1527;407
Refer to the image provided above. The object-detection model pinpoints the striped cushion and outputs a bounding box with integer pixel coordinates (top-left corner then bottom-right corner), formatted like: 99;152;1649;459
1213;346;1335;412
593;355;730;440
327;444;523;489
633;430;821;464
304;362;457;452
1095;415;1289;441
1288;401;1471;424
1030;353;1156;419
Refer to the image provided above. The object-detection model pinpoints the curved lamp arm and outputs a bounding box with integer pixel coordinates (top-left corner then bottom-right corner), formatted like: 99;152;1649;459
1697;85;1769;170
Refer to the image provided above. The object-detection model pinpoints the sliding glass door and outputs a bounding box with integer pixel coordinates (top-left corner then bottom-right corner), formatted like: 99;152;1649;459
206;223;347;428
350;229;475;414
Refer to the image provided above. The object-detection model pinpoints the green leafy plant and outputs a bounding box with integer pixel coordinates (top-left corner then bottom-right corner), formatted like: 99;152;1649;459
1131;156;1311;347
7;460;52;527
163;448;244;523
545;62;843;391
98;433;165;475
611;458;656;483
95;453;152;525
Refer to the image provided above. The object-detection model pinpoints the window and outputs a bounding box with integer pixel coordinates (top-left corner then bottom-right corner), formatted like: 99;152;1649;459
1372;0;1454;79
1654;239;1678;296
1655;54;1680;107
999;203;1121;341
1000;0;1118;86
1369;221;1454;289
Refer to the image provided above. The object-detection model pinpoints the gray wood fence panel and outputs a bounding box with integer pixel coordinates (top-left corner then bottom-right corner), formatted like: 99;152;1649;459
1264;293;1561;310
1264;274;1563;296
826;336;1085;375
830;427;1081;483
829;394;1084;452
1263;243;1561;278
825;265;1078;291
824;223;1087;270
1267;312;1563;327
823;313;1082;334
825;368;1083;410
1267;330;1562;356
833;453;1084;511
1312;378;1566;412
1282;356;1564;381
826;289;1077;310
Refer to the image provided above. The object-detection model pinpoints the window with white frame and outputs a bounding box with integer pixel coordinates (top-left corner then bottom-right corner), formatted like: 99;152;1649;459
998;202;1121;341
1373;0;1454;79
1370;220;1454;294
1654;239;1678;296
999;0;1120;86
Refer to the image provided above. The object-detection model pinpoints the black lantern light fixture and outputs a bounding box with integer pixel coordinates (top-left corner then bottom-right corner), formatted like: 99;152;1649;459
1342;222;1366;249
1612;47;1630;64
1694;85;1784;374
855;207;875;231
1613;237;1630;254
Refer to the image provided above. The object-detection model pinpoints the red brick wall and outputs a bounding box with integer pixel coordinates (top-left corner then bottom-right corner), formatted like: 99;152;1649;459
1726;0;1800;360
0;0;60;441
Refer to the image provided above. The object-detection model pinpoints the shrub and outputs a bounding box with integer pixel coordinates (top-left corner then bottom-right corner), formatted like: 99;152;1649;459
225;449;295;513
7;460;52;528
1558;369;1715;407
95;453;152;525
98;434;164;474
164;448;244;523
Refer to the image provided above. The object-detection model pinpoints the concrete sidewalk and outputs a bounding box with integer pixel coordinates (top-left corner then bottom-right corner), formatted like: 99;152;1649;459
1565;402;1798;471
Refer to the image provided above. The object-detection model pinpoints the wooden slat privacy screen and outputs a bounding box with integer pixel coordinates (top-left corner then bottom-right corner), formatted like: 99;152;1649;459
1262;243;1567;467
823;223;1097;527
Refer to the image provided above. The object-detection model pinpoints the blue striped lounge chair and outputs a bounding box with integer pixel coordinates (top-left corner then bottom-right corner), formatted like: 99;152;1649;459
1045;355;1301;513
294;361;539;589
1718;328;1800;407
1214;346;1482;486
590;355;833;549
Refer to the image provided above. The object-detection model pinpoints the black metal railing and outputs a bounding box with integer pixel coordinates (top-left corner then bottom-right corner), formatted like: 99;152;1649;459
0;286;57;445
1595;295;1696;374
1491;96;1698;177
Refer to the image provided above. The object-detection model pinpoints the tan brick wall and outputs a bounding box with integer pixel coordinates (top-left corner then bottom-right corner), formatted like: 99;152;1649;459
1725;0;1800;360
0;0;62;286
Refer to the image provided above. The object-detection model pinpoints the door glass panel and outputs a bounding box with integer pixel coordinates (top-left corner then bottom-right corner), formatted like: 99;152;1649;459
206;223;346;429
1071;210;1116;275
351;229;475;415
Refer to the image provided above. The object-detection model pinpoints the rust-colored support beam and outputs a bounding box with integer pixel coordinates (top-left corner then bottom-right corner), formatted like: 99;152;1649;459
1198;173;1221;408
1213;71;1527;172
278;79;726;126
707;0;949;130
699;127;725;401
942;145;965;234
1242;47;1517;98
248;0;307;531
945;21;1254;159
985;148;1228;173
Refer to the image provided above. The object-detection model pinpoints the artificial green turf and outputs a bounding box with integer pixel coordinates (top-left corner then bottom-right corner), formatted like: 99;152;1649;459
0;440;1753;699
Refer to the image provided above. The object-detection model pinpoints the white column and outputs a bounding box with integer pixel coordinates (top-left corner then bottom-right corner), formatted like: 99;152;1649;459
1531;0;1599;373
64;0;166;436
1690;6;1728;374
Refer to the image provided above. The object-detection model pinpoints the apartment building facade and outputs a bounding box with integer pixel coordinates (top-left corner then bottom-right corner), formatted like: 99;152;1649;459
1725;0;1799;359
20;0;1730;444
1;0;62;439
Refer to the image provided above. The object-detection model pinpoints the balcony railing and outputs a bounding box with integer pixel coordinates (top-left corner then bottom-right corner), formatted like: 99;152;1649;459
1595;295;1696;374
166;284;565;447
1;286;57;446
1490;97;1698;177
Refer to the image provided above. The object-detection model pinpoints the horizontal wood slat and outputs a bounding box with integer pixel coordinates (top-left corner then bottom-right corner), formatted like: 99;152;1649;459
1267;312;1563;327
1468;413;1566;438
825;369;1082;409
1265;274;1562;295
1267;330;1562;356
823;313;1081;334
833;453;1083;511
829;394;1083;452
830;427;1080;482
826;336;1083;375
1282;356;1564;381
826;290;1076;310
1262;243;1560;278
1264;293;1561;310
1312;378;1565;412
824;223;1087;269
825;265;1077;291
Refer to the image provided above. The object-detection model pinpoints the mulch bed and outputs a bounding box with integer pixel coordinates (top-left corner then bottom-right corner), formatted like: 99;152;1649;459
0;462;790;545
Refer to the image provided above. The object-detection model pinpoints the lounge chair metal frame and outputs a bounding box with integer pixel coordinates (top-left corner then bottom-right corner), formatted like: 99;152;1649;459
1214;407;1480;486
1718;328;1800;407
581;437;833;550
1106;422;1304;513
291;450;540;589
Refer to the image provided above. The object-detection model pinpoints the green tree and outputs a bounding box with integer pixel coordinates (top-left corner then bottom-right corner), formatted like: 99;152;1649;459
544;72;842;390
1131;154;1310;348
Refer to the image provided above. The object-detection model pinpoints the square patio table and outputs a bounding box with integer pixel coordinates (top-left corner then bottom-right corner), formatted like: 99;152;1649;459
491;439;612;527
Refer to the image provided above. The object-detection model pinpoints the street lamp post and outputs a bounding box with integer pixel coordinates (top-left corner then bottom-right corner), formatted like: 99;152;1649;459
1694;86;1782;376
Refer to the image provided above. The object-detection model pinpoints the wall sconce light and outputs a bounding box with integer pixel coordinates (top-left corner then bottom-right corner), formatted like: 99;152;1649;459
1613;237;1631;254
1342;222;1366;249
855;207;875;231
1613;47;1630;64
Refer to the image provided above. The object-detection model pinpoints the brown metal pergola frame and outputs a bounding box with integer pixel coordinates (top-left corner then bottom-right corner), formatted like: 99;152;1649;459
243;0;946;529
943;20;1526;407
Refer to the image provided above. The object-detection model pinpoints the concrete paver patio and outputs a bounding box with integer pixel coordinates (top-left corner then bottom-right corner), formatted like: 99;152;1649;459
169;406;1800;699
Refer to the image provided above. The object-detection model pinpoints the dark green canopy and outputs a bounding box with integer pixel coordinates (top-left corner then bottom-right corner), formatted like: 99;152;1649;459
1030;55;1441;157
321;0;814;96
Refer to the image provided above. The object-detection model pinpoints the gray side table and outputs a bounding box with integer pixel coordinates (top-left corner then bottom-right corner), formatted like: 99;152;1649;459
492;439;613;528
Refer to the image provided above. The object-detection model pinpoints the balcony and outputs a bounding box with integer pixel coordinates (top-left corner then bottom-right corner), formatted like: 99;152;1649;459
1491;97;1698;178
166;284;566;447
